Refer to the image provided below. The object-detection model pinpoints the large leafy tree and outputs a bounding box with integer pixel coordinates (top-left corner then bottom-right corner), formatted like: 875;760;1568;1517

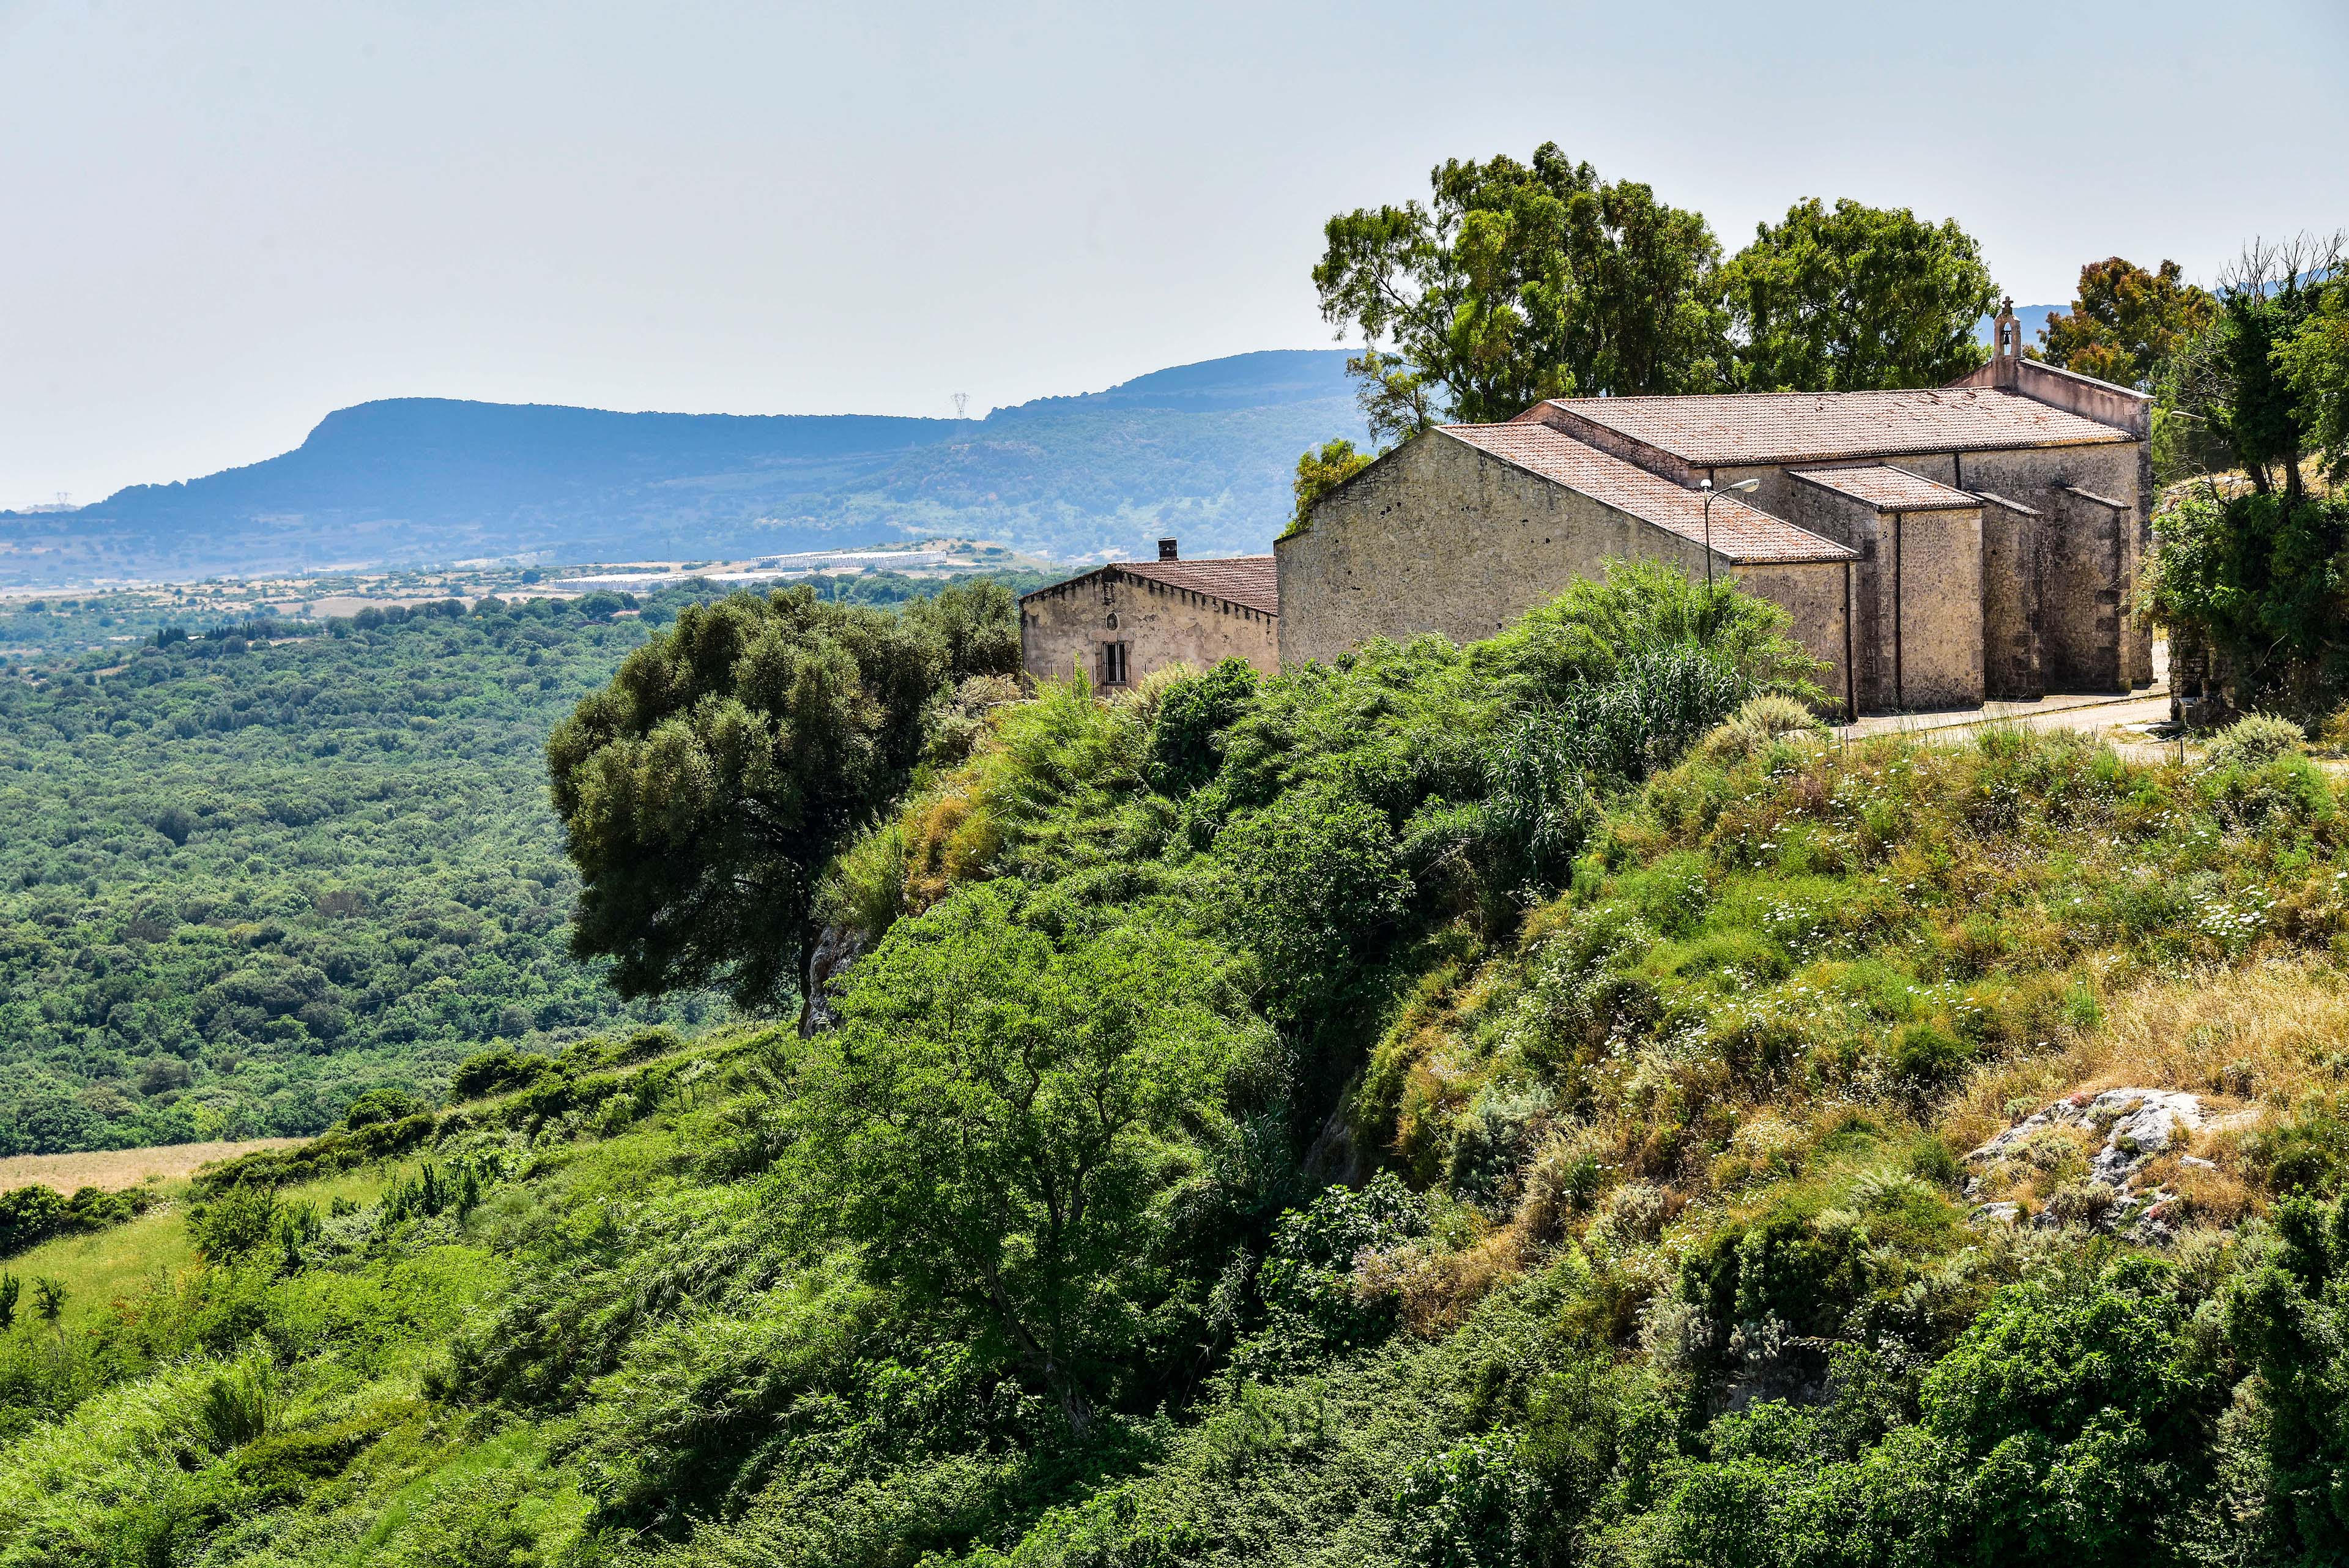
1313;144;1730;443
547;588;946;1025
2280;275;2349;483
1722;198;1998;392
785;883;1272;1433
2167;232;2347;505
2036;256;2215;391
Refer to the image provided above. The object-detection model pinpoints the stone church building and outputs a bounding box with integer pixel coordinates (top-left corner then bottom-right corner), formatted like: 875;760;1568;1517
1019;539;1279;689
1278;305;2154;717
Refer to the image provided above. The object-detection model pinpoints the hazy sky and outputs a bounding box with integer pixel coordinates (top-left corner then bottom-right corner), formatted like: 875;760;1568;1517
4;0;2344;507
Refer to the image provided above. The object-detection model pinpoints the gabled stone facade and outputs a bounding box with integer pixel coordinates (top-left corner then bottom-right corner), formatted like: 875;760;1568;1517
1019;540;1278;689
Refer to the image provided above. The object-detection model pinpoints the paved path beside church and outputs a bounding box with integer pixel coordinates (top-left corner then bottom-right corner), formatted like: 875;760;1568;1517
1836;686;2173;745
1836;690;2180;766
1833;639;2178;759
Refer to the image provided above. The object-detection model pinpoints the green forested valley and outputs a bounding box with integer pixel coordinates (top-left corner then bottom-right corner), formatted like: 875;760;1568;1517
0;573;1028;1153
13;560;2349;1566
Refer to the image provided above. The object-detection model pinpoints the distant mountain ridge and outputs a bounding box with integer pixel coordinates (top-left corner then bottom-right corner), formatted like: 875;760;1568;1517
0;350;1370;585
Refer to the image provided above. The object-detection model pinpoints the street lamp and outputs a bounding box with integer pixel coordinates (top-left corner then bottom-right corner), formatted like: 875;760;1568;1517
1699;478;1762;622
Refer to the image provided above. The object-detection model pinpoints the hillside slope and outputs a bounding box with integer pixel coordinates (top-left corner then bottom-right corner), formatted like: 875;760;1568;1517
7;713;2349;1565
0;350;1370;585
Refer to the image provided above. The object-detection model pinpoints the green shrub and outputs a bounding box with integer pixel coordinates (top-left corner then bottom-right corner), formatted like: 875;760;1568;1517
449;1047;554;1101
1145;656;1261;796
197;1358;276;1450
1479;556;1822;702
2151;488;2349;705
0;1186;67;1258
1242;1173;1425;1370
1217;787;1411;1024
2248;1094;2349;1194
342;1087;427;1129
1888;1021;1972;1089
820;816;911;938
2206;711;2307;768
1393;1430;1534;1568
190;1185;284;1264
1698;692;1828;764
2224;1189;2349;1562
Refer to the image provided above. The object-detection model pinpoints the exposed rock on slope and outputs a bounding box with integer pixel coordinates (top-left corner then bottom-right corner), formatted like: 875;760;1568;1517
1967;1086;2258;1240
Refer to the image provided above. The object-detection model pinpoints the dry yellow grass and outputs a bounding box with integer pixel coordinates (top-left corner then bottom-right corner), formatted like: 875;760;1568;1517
1949;960;2349;1135
0;1139;303;1195
1355;1228;1531;1336
1942;957;2349;1202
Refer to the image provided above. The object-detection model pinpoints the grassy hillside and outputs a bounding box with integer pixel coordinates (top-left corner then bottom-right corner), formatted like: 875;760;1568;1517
10;577;2349;1565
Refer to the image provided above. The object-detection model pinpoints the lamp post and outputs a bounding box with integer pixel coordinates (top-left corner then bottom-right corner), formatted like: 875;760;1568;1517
1699;477;1762;632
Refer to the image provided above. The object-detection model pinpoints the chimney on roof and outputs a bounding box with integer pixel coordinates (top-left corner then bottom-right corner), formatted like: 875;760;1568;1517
1991;296;2022;389
1157;538;1178;561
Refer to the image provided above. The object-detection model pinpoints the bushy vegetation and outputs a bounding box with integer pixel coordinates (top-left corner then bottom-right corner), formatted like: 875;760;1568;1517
2148;233;2349;719
17;563;2349;1564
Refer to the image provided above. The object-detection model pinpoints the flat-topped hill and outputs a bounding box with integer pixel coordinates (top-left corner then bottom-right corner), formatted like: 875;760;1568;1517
0;349;1368;585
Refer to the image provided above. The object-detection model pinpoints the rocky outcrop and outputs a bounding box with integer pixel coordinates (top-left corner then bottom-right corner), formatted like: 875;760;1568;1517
800;923;869;1036
1965;1086;2252;1243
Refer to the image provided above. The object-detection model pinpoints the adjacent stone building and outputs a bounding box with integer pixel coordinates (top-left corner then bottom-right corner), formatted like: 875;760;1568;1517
1277;305;2154;716
1020;539;1278;689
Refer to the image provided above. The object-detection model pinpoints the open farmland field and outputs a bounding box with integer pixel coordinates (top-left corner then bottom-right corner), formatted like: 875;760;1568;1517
0;1139;302;1194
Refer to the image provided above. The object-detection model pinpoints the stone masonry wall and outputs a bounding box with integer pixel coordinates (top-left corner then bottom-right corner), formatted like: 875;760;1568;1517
1716;441;2143;697
1281;433;1855;713
1769;480;1983;711
1730;561;1854;716
1277;432;1709;667
1955;444;2141;692
1021;569;1279;688
1283;423;2145;710
1977;496;2044;700
1888;505;1986;710
1777;485;1890;709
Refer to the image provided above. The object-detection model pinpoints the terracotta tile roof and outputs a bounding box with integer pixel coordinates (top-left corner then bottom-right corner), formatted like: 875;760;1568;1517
1023;555;1278;616
1114;555;1278;614
1440;423;1856;564
1791;465;1980;512
1532;387;2131;466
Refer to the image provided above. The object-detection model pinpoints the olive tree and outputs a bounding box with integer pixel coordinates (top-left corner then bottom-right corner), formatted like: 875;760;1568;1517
548;587;944;1027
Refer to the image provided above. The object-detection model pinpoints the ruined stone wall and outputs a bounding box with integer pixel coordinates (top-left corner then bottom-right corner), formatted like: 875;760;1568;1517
1276;432;1707;666
1021;569;1279;688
